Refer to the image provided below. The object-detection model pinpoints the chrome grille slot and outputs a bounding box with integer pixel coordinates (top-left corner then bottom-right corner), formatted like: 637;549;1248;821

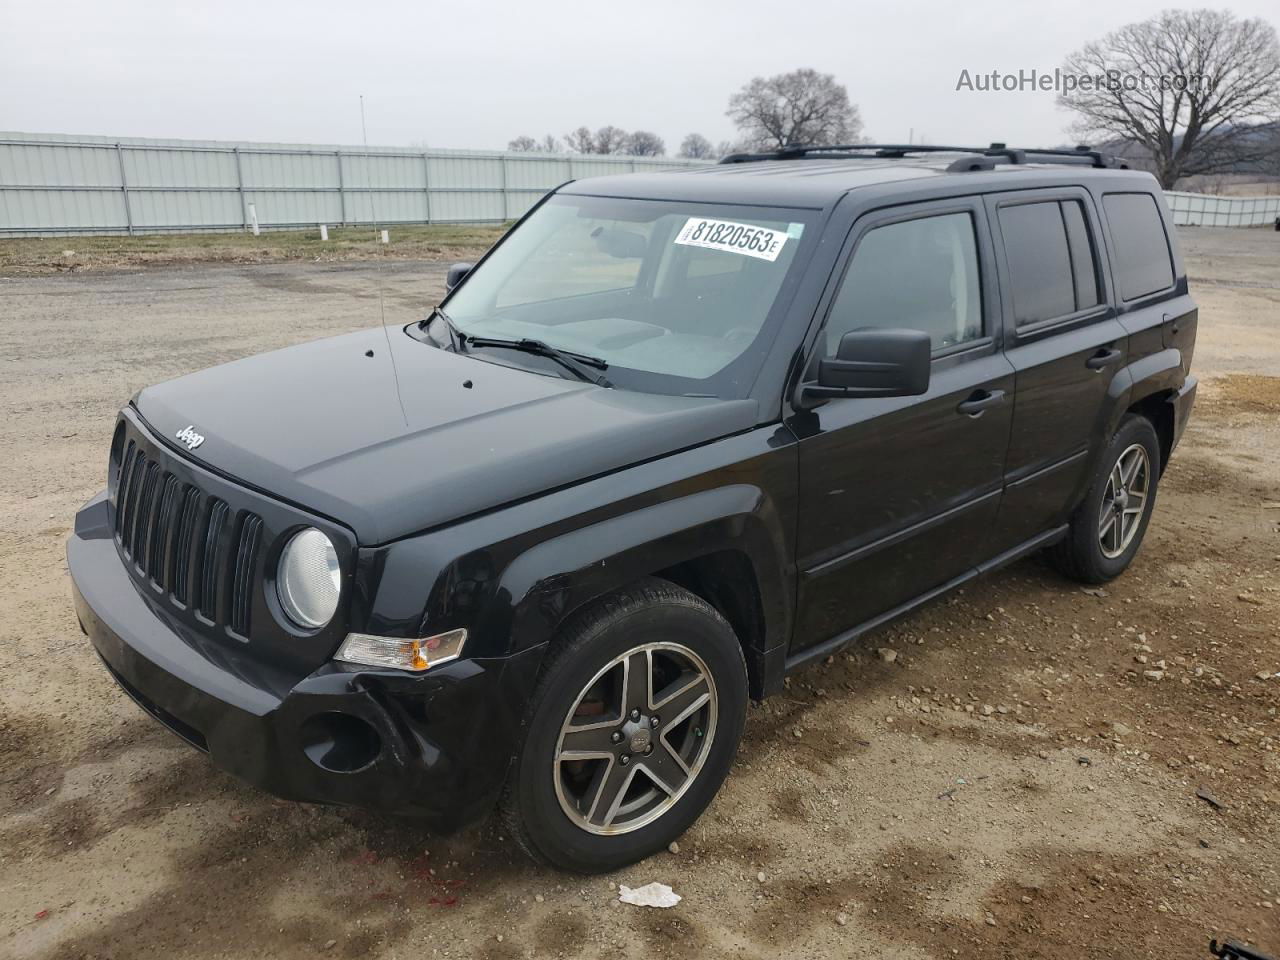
197;499;229;622
149;474;180;589
171;487;201;605
118;449;146;557
114;439;136;509
230;514;262;637
131;461;161;571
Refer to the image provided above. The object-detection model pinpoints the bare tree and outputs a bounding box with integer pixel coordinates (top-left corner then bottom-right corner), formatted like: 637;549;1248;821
564;126;597;153
564;126;669;155
593;126;630;154
509;134;567;153
1059;10;1280;188
624;131;666;156
564;126;629;154
726;68;862;150
678;133;715;159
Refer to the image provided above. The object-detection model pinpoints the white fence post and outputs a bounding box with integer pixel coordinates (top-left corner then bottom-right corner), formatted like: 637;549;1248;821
422;153;432;224
233;146;248;231
114;143;134;236
335;151;346;227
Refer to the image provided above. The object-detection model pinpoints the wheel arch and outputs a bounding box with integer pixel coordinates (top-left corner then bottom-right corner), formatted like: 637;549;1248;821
1106;347;1183;475
498;486;791;701
650;550;770;698
1126;390;1176;474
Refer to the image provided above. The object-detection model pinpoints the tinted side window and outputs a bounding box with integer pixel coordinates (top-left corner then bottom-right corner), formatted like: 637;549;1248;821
1103;193;1175;300
1060;200;1100;311
826;211;982;354
999;201;1075;325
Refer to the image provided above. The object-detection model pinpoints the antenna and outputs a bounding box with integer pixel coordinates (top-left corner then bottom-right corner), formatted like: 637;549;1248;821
358;94;409;426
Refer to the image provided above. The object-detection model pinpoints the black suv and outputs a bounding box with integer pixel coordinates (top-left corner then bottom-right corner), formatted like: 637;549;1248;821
69;144;1197;873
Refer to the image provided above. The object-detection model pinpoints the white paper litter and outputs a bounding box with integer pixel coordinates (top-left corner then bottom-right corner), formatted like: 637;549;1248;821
618;882;682;908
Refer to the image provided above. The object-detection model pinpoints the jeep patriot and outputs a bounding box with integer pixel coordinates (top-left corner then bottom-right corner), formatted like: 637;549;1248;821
69;143;1197;872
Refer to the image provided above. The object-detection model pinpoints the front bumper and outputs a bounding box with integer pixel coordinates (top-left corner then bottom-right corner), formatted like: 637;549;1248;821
69;492;543;831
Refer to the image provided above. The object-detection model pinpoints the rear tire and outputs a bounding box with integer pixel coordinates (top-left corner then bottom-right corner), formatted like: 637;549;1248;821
501;578;747;874
1050;414;1161;584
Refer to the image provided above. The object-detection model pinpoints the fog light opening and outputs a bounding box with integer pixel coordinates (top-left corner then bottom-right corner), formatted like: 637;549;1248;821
299;712;382;773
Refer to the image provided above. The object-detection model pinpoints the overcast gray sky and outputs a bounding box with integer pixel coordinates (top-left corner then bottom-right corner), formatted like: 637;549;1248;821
3;0;1276;151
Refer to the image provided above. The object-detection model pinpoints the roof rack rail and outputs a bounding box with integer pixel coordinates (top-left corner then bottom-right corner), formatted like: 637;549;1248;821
718;142;1129;171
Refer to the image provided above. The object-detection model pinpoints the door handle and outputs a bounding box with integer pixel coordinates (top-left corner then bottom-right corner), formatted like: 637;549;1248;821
956;389;1006;417
1086;347;1123;371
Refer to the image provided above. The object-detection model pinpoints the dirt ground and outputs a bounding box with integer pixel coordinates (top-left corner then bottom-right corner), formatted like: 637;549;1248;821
1;227;1277;960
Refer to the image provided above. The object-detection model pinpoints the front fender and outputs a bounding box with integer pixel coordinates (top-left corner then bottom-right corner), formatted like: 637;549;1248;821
350;425;799;672
497;484;791;660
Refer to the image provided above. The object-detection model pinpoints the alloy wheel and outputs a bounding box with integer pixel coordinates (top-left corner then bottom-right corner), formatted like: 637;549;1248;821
1098;443;1150;559
553;642;717;835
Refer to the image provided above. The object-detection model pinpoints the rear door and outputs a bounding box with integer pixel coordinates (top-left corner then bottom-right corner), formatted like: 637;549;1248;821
789;198;1014;655
984;188;1128;551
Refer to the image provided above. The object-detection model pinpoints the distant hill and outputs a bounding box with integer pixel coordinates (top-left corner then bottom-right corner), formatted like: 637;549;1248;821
1085;121;1280;180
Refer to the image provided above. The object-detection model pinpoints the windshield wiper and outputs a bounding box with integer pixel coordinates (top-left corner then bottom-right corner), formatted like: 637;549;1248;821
463;336;612;387
422;307;463;351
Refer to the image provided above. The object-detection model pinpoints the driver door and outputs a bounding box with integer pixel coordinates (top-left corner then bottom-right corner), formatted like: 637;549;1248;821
788;198;1014;656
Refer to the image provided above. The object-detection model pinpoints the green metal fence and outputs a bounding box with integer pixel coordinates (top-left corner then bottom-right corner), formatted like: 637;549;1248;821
0;132;706;237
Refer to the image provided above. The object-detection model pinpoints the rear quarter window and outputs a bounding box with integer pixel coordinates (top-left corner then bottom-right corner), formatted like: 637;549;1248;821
1103;193;1175;301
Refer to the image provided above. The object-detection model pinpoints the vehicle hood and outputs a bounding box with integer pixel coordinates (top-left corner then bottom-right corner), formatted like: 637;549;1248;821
134;327;758;543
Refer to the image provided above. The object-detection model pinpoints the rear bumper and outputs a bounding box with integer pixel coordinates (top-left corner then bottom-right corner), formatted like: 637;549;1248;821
69;492;542;831
1170;375;1197;452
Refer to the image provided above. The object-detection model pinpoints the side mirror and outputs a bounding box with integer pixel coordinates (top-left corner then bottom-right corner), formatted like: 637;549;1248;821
807;328;931;399
446;262;474;292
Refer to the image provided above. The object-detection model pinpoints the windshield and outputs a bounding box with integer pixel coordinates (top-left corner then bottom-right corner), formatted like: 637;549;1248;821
441;194;816;397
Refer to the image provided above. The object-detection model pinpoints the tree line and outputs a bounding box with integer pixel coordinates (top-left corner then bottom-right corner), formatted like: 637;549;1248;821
508;68;862;159
505;10;1280;188
508;128;726;159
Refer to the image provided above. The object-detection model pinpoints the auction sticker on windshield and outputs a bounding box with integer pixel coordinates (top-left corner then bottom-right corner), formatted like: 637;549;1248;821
673;217;790;262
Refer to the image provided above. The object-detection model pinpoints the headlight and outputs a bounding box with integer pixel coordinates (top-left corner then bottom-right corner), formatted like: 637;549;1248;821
277;528;341;628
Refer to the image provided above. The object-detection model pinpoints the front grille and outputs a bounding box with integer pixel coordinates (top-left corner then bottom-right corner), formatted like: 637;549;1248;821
105;410;355;681
112;440;263;639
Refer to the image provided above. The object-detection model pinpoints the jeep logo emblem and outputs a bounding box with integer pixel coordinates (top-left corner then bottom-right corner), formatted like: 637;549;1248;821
175;425;205;451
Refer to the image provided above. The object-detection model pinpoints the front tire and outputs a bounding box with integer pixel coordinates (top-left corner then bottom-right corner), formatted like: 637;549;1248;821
501;578;747;873
1050;414;1161;584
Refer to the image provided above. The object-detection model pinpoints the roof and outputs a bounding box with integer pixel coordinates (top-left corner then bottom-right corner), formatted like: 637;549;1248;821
559;155;1158;210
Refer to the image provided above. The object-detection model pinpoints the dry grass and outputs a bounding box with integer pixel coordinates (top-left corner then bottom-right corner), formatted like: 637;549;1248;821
0;223;509;275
